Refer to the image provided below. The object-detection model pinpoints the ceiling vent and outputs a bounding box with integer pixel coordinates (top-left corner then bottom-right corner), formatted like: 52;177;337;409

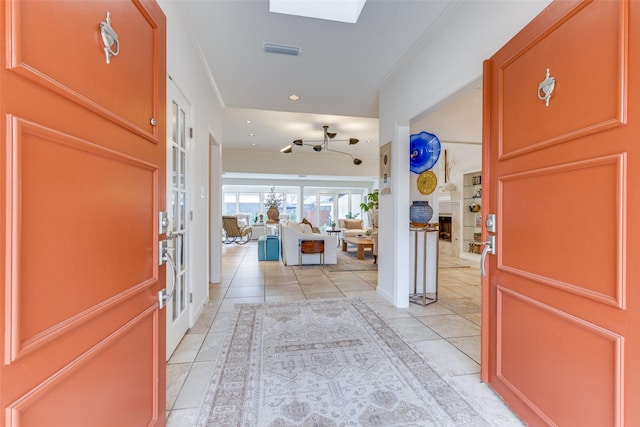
264;43;301;56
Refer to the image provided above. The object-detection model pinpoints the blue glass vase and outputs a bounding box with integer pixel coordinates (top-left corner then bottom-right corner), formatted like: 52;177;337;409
410;200;433;227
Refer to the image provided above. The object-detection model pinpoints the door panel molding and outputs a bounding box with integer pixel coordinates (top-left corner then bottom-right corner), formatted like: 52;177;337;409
496;286;623;427
6;306;161;427
497;0;628;160
4;0;163;144
4;117;159;363
497;153;626;308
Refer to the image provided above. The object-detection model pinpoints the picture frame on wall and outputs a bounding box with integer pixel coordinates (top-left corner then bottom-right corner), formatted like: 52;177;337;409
380;141;391;195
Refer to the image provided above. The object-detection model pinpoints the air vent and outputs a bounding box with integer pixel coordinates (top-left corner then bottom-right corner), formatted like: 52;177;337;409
264;43;301;56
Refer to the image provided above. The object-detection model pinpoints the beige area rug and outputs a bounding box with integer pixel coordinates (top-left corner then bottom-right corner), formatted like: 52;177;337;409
197;298;490;426
323;250;378;272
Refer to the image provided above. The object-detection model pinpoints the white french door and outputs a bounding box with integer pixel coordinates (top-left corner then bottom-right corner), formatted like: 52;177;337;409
166;81;192;359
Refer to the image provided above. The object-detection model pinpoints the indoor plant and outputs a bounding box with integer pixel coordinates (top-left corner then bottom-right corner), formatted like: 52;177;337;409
264;187;282;223
360;191;379;228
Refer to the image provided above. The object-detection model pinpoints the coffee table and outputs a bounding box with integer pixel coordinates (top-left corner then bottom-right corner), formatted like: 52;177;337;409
342;236;373;260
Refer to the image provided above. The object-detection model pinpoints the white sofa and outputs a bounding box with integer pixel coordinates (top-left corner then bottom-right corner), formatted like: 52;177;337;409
338;218;367;238
280;220;337;265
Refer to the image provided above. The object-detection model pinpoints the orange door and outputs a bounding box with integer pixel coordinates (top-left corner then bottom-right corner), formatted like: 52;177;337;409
0;1;166;426
483;0;639;425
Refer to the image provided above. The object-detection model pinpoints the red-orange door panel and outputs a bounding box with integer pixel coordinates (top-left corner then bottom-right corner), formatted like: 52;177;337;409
484;0;639;425
1;1;166;426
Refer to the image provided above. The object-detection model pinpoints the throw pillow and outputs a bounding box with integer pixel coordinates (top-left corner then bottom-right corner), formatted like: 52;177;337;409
288;222;301;232
300;218;314;228
344;219;363;229
300;223;313;234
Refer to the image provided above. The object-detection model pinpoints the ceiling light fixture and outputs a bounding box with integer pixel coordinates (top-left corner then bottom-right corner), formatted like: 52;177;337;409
281;125;363;166
288;94;300;101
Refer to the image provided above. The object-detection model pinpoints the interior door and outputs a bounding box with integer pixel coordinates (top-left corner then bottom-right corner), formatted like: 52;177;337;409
166;81;191;359
483;0;639;425
0;1;167;426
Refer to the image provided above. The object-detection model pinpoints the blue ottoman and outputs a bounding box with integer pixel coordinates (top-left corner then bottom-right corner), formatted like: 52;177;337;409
258;235;280;261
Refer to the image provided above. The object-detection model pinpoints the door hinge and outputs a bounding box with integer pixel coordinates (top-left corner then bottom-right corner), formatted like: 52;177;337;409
189;127;193;138
189;293;193;303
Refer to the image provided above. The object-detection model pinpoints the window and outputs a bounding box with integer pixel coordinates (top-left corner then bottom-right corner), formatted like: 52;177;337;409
223;193;237;215
318;194;334;228
284;193;297;220
303;195;317;225
238;193;260;216
337;192;363;219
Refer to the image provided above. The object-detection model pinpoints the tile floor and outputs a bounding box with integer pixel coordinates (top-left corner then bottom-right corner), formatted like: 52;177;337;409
166;242;524;426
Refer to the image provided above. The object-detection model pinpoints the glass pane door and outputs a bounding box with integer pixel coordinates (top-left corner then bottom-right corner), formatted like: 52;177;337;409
166;82;191;360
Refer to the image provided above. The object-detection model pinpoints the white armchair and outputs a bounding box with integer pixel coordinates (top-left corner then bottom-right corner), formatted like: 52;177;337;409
280;220;337;265
338;218;367;238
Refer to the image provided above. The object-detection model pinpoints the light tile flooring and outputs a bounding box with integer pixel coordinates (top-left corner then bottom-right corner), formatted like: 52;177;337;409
166;242;524;426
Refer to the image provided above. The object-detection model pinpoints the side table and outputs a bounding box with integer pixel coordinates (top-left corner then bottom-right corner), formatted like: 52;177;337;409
410;225;439;306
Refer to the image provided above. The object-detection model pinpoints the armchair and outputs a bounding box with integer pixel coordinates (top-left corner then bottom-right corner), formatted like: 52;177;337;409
222;216;252;244
338;218;367;238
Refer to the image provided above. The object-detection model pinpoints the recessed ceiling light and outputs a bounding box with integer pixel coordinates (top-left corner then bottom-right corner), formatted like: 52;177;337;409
288;94;300;101
251;143;257;146
249;133;255;137
245;120;252;124
366;140;372;143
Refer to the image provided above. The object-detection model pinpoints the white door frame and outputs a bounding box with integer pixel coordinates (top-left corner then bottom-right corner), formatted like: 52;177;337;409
166;78;193;359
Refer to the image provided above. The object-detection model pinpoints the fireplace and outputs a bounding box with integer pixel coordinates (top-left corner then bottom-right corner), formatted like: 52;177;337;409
439;215;452;242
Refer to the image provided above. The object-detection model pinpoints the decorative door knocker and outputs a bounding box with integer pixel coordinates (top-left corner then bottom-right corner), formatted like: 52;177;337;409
100;12;119;64
538;68;555;107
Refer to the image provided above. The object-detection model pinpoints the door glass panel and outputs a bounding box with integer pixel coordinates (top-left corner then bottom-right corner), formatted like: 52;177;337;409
179;151;186;190
172;191;178;232
172;275;179;320
179;191;185;229
172;101;178;143
179;108;186;149
172;147;178;187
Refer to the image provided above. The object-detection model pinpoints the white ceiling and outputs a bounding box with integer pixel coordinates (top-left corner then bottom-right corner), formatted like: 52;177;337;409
181;0;457;161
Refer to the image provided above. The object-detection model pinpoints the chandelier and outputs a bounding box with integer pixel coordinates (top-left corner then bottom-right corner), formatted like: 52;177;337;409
280;125;363;165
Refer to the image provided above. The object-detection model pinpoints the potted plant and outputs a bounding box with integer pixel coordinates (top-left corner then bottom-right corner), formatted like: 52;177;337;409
264;187;282;223
360;191;379;229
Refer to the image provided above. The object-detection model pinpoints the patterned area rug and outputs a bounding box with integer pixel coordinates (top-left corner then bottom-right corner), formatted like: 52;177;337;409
197;299;490;426
323;250;378;272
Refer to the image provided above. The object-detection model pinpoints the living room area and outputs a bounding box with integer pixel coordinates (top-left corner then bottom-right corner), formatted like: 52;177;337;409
222;182;380;265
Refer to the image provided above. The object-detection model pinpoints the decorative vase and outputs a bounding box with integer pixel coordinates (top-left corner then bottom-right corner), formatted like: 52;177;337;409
410;200;433;227
266;207;280;223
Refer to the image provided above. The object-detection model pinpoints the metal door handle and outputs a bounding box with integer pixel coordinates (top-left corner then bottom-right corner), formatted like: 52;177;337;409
100;12;120;64
480;235;496;277
158;244;177;309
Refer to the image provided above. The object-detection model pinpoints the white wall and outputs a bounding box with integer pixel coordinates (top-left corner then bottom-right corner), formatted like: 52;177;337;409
376;0;551;307
159;1;224;323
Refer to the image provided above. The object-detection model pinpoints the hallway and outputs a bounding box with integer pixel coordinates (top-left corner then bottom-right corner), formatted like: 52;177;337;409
166;242;523;425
